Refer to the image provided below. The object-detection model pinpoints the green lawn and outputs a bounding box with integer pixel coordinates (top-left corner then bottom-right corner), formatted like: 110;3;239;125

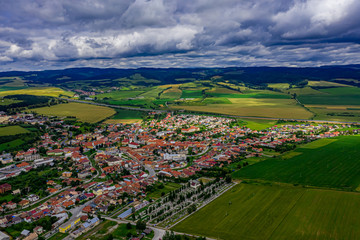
173;184;360;240
147;182;182;199
239;118;278;130
0;126;29;136
233;136;360;191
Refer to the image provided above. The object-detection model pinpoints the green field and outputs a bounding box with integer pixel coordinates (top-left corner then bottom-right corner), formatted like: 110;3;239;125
297;87;360;105
95;90;145;100
207;93;291;99
0;98;22;105
181;90;204;98
173;184;360;240
147;182;182;199
239;118;278;130
233;136;360;191
0;87;74;98
32;102;116;123
0;126;29;136
111;109;143;120
138;87;164;98
172;98;313;119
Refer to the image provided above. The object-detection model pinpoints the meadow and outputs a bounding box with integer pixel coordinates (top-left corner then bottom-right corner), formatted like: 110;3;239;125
138;86;164;98
0;126;29;136
160;85;182;99
0;98;22;105
173;183;360;240
238;118;278;130
297;87;360;105
172;98;313;119
181;90;204;98
104;109;143;124
147;182;182;199
32;103;116;123
233;136;360;191
0;87;74;98
307;105;360;122
94;90;145;100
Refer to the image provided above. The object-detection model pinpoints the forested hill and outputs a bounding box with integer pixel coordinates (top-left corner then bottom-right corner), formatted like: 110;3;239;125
1;65;360;87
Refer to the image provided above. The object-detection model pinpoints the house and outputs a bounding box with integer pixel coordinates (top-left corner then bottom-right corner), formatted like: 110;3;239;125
59;217;80;233
62;172;72;178
5;202;16;210
19;199;30;207
82;206;93;214
16;162;30;168
28;194;39;202
129;142;140;148
63;200;75;208
181;126;200;133
0;184;11;194
0;153;13;165
21;230;30;237
23;232;38;240
0;231;10;240
12;189;21;195
33;226;43;234
190;180;201;189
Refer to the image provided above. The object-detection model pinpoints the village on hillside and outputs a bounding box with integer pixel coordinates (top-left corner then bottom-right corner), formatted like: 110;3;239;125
0;112;357;240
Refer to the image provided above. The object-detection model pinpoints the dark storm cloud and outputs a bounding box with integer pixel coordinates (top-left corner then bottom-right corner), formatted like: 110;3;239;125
0;0;360;70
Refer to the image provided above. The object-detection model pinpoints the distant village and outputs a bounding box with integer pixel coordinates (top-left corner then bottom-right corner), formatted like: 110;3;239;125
0;112;357;240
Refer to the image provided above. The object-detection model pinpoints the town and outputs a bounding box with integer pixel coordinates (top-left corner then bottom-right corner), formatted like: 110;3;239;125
0;112;357;240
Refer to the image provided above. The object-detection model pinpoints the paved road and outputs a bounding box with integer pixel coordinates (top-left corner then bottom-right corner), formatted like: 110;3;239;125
144;164;156;177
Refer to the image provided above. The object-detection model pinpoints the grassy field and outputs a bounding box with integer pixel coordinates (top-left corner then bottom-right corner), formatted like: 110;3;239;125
239;118;278;130
307;81;350;87
0;87;74;97
147;182;182;199
95;90;145;100
233;136;360;191
32;103;115;123
160;85;182;99
173;184;360;240
307;105;360;122
0;126;29;136
297;87;360;105
104;119;142;124
104;109;143;124
267;83;290;89
111;109;143;119
172;98;313;119
207;92;291;99
0;98;22;105
181;90;204;98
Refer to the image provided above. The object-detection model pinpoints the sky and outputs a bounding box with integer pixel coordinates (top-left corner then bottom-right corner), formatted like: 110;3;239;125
1;0;360;71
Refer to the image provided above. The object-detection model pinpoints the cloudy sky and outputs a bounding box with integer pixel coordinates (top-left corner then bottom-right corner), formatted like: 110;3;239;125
1;0;360;71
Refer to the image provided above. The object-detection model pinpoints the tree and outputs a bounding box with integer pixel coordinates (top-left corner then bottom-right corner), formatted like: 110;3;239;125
105;234;113;240
126;222;132;229
225;174;232;183
136;220;146;231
